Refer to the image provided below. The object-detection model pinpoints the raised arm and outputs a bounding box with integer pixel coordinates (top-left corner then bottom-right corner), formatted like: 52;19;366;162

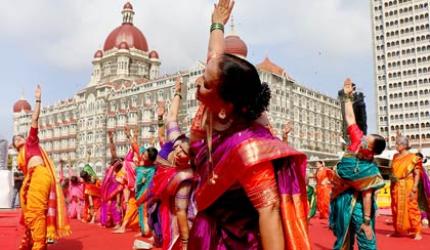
282;121;293;143
125;125;142;162
343;78;356;126
108;131;118;161
207;0;234;61
166;77;183;123
31;85;42;128
157;101;166;146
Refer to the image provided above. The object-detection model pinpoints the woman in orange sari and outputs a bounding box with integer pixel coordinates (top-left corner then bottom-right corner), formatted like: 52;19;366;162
390;135;423;240
315;161;332;219
13;85;70;250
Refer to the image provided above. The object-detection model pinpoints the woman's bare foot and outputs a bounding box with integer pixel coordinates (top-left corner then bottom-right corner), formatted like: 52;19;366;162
414;234;422;240
112;224;121;230
387;232;401;237
113;227;126;234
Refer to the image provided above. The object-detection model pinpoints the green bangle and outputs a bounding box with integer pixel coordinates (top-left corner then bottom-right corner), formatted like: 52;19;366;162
210;23;224;33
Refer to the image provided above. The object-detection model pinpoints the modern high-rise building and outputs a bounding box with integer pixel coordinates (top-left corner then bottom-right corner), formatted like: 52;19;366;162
12;2;342;175
371;0;430;153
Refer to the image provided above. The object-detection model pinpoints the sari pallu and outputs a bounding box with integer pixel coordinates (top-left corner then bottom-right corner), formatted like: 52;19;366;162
316;167;333;219
189;123;310;250
147;164;194;250
307;185;317;220
136;164;156;234
390;153;425;234
329;157;385;250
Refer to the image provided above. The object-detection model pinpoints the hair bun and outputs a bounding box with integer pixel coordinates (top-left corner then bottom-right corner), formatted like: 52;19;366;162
258;82;271;111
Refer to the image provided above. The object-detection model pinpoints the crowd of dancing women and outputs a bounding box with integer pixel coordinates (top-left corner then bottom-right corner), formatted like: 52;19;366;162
11;1;430;249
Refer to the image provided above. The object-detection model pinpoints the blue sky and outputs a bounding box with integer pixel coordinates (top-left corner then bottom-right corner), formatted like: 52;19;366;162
0;0;376;140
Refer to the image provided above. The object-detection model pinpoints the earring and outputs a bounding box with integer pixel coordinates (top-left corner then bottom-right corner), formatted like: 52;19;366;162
218;109;226;120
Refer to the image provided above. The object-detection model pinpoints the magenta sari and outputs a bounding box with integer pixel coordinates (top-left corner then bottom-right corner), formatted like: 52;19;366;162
188;123;310;250
100;164;122;227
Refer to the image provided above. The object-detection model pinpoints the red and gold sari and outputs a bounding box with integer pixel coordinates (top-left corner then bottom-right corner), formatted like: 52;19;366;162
188;107;310;250
390;153;422;235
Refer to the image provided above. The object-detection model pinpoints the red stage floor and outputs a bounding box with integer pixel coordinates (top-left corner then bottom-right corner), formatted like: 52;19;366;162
1;209;429;249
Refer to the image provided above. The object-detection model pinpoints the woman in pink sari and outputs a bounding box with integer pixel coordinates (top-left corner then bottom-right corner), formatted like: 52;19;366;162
100;131;123;228
187;1;311;249
68;176;84;220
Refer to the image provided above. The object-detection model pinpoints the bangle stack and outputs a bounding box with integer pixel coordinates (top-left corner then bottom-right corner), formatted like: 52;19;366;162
36;99;41;103
210;23;224;33
158;116;164;127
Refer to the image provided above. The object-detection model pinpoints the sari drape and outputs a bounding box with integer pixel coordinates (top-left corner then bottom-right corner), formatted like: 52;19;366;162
390;153;425;234
330;157;385;250
307;185;317;220
316;167;333;219
189;123;310;250
136;164;156;234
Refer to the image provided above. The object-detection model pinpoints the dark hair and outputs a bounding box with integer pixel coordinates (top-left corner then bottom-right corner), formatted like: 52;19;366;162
146;147;158;162
316;161;324;165
11;134;25;149
71;176;79;185
371;134;386;155
62;178;70;190
80;170;90;183
218;53;271;122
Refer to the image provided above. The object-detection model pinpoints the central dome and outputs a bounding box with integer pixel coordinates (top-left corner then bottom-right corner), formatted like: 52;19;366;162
103;2;149;52
103;24;148;52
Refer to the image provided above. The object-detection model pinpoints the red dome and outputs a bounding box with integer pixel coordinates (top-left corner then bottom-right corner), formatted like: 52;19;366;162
13;99;31;113
118;41;130;50
225;35;248;58
103;24;149;52
123;2;133;10
94;50;103;58
149;50;159;59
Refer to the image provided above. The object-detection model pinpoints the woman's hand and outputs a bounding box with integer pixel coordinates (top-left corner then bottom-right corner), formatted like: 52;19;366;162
283;121;293;136
409;188;418;200
360;223;374;240
35;84;42;100
343;78;354;96
157;101;165;117
175;76;182;93
212;0;235;25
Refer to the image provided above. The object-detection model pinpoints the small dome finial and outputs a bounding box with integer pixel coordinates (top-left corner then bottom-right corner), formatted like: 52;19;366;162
229;15;237;36
122;2;135;24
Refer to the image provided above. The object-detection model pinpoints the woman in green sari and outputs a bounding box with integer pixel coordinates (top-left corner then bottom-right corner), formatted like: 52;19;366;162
330;79;386;250
307;179;317;220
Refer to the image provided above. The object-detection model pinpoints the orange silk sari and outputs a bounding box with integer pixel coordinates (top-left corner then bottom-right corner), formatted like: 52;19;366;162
390;153;422;234
18;146;71;240
316;167;332;219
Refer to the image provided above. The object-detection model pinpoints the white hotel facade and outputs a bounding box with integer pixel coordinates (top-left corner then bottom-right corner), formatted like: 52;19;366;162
371;0;430;153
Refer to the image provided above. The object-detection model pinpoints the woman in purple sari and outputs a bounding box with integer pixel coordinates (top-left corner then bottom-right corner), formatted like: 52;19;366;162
187;1;311;249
